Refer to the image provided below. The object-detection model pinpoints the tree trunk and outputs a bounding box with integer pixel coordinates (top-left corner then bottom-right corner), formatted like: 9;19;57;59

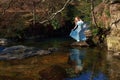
91;0;98;27
33;1;36;27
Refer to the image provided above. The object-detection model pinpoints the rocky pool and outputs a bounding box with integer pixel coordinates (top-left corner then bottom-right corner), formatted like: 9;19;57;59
0;38;109;80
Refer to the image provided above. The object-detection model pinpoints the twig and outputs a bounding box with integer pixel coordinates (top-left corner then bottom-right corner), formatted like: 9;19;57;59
111;18;120;28
39;0;71;24
91;0;98;27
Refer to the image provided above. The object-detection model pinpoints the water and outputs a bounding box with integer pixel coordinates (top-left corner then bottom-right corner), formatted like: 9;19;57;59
0;46;5;52
65;72;108;80
0;37;109;80
66;48;107;79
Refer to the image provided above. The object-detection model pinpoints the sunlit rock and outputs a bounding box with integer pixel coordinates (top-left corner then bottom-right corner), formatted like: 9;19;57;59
110;0;120;4
107;2;120;55
107;36;120;51
113;52;120;59
0;38;8;46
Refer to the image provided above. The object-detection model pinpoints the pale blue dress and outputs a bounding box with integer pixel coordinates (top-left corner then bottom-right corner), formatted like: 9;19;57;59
69;48;86;70
70;20;87;42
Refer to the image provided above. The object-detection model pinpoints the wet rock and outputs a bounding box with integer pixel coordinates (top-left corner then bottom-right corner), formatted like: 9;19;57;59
48;47;58;52
71;42;89;47
0;45;51;60
0;38;8;46
39;65;67;80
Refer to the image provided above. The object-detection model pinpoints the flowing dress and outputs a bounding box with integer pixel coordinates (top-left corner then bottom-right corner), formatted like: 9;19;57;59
70;20;87;42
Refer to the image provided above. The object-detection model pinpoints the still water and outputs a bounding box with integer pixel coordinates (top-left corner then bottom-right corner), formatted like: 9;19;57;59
0;38;109;80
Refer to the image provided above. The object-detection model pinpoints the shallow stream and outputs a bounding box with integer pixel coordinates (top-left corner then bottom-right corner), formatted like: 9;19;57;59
0;38;109;80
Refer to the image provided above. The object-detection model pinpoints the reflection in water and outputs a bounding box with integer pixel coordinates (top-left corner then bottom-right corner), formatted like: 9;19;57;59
65;71;108;80
67;48;108;80
69;48;86;73
0;46;5;52
0;38;109;80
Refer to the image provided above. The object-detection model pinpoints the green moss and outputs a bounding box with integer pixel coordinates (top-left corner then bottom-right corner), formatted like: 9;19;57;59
104;9;111;17
51;19;60;30
92;28;99;36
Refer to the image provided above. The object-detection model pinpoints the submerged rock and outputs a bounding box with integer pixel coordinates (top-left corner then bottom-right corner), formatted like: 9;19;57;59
39;65;67;80
0;45;51;60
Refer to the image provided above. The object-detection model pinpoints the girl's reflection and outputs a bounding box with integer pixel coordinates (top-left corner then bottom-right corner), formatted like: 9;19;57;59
68;48;86;74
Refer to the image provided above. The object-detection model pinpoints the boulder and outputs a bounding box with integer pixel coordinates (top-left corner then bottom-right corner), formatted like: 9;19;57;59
39;65;67;80
0;45;51;60
113;52;120;59
110;0;120;4
0;38;8;46
107;2;120;53
48;47;58;52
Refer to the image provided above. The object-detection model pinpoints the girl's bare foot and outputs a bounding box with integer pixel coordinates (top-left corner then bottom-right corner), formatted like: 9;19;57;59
75;65;83;74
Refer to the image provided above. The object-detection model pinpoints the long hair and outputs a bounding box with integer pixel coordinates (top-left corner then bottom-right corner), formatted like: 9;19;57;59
74;16;81;25
75;16;81;21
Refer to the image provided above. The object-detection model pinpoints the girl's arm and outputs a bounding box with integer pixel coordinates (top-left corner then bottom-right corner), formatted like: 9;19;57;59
73;25;78;30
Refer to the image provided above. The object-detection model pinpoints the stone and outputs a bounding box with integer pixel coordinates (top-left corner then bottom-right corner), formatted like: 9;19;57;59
110;0;120;4
39;65;67;80
0;45;51;60
113;52;120;59
107;3;120;52
48;47;58;52
107;36;120;51
71;41;89;47
0;38;8;46
94;2;120;52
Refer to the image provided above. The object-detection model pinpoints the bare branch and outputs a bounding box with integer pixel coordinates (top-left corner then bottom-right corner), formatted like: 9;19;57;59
91;0;98;27
1;0;14;15
111;18;120;28
39;0;71;24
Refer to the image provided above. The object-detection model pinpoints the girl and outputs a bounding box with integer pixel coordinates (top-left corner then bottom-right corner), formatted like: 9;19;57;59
70;16;87;42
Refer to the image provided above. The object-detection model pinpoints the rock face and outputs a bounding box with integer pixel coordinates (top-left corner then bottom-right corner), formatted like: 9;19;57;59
107;2;120;52
94;1;120;80
94;1;120;56
0;45;51;60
